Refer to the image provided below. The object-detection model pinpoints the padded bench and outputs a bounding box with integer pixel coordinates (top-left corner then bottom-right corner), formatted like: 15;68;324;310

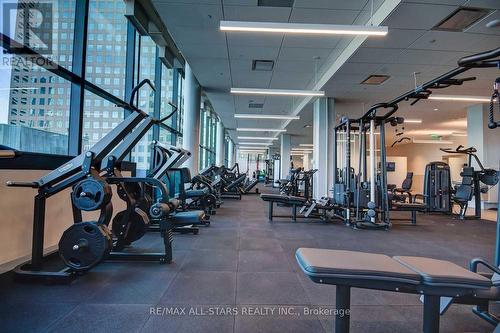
261;194;307;222
390;201;427;225
296;248;493;333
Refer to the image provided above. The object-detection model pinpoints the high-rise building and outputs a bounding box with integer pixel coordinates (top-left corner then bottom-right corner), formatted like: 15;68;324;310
3;0;173;172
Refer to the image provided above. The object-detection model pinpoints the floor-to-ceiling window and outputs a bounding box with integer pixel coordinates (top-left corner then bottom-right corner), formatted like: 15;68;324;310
0;0;184;165
199;99;217;170
0;0;76;154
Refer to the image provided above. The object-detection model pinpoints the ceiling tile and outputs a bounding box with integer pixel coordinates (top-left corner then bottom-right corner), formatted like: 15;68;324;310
228;46;280;60
222;5;292;21
408;30;499;52
289;8;360;24
155;3;222;27
293;0;369;10
281;35;341;48
362;28;426;49
382;3;459;30
348;47;404;64
227;33;284;47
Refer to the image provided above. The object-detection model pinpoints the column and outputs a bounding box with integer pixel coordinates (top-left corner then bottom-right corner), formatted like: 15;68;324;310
313;97;335;199
280;134;291;180
227;139;234;167
182;63;201;173
215;121;225;166
303;152;310;170
467;103;500;209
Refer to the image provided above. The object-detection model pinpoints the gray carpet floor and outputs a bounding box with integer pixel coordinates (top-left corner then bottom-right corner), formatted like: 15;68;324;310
0;185;498;333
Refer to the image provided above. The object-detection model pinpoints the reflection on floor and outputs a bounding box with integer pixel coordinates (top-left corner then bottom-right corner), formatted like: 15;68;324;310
0;185;498;333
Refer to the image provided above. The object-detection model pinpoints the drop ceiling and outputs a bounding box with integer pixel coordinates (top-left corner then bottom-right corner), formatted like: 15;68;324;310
151;0;500;150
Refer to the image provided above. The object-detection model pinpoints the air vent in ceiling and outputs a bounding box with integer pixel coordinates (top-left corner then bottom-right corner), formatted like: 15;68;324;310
249;103;264;109
433;7;491;32
361;74;390;85
252;60;274;71
258;0;294;8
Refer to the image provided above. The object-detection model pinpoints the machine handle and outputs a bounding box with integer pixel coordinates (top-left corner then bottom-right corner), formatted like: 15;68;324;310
6;181;40;188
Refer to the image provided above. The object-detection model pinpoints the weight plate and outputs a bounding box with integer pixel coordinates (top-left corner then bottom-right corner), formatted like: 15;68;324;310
112;210;149;244
59;222;112;272
72;178;112;211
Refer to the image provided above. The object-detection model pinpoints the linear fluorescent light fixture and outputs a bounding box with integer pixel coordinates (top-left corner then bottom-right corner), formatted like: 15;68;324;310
299;144;314;147
413;139;453;144
231;88;324;97
220;21;388;36
428;95;491;102
235;114;300;120
451;132;467;137
238;142;271;146
404;119;422;123
239;147;269;150
236;128;286;132
237;136;278;140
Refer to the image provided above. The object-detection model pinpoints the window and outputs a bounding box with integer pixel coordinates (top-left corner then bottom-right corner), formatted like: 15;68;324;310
159;64;174;145
199;100;217;169
0;62;72;154
82;0;128;150
130;35;157;174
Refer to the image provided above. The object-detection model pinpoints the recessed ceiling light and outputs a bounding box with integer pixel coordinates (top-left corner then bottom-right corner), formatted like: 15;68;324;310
236;128;286;132
428;95;491;102
361;74;390;85
404;119;422;123
238;142;271;146
235;114;300;120
231;88;325;97
220;21;388;36
434;108;439;111
237;136;278;140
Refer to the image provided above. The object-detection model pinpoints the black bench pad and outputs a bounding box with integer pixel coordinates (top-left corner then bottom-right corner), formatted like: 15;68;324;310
172;211;205;224
185;188;209;198
261;194;307;204
391;202;426;211
395;256;491;289
296;248;420;284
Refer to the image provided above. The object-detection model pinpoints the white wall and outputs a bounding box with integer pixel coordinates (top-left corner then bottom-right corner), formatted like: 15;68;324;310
386;156;407;187
386;136;466;193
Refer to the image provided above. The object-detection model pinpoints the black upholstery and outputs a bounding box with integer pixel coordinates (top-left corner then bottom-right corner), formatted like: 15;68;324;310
453;167;475;219
296;248;420;283
260;193;307;205
394;256;491;288
391;172;414;203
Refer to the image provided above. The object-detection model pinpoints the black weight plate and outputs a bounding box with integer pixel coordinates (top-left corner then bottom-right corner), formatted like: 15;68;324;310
112;210;148;244
72;178;112;211
59;222;112;272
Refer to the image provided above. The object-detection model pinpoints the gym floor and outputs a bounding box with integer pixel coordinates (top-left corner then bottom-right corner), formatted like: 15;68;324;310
0;186;498;333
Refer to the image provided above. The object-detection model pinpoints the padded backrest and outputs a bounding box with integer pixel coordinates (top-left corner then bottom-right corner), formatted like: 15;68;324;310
402;172;413;190
180;167;192;183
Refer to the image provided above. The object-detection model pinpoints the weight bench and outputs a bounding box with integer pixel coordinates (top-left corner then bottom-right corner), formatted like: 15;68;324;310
261;194;307;222
296;248;497;333
390;201;427;225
